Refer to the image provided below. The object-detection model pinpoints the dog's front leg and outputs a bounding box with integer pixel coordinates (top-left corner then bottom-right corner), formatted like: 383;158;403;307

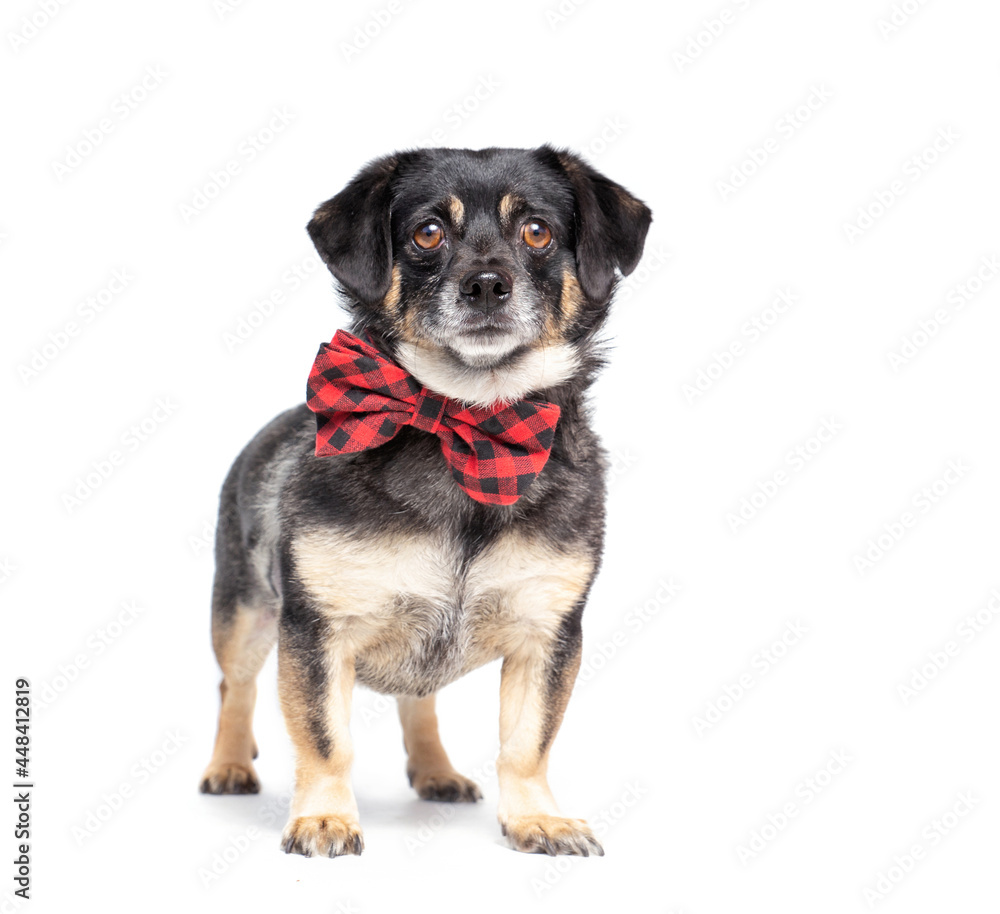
277;609;363;857
496;605;604;856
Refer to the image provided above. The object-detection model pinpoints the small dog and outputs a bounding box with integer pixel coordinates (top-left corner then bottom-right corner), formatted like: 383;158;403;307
199;146;651;858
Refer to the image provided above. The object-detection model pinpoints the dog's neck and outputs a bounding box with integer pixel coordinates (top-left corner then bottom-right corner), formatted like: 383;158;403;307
392;339;581;408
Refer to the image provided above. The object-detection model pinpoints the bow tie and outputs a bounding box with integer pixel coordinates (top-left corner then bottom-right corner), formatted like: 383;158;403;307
305;330;561;506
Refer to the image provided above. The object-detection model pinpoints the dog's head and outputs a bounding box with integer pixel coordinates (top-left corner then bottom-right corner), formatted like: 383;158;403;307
307;146;651;405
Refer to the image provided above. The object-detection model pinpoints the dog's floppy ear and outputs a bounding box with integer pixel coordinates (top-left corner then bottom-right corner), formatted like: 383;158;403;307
306;153;401;307
550;148;652;303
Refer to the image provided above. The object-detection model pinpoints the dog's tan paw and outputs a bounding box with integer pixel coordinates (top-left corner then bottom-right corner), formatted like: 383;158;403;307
501;815;604;856
199;761;260;795
280;815;364;858
410;769;482;802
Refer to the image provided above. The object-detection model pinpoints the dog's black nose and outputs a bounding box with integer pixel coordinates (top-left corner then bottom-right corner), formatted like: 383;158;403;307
459;269;512;311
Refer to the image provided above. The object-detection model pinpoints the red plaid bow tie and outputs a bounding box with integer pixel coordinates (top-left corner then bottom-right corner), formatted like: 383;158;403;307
306;330;561;506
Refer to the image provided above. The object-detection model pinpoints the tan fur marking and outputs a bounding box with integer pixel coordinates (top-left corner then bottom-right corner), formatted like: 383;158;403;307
292;529;457;653
484;538;600;854
200;604;277;794
465;534;594;662
398;695;451;771
498;193;522;230
279;647;363;855
383;264;402;314
472;535;591;840
291;528;591;684
495;643;602;856
558;268;584;326
398;695;482;801
447;195;465;228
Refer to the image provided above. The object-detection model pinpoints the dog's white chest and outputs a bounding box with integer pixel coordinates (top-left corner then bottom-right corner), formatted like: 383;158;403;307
290;528;593;695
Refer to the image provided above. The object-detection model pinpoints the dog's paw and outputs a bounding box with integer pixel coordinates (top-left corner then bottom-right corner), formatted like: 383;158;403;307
199;761;260;795
410;769;482;803
501;815;604;857
280;815;364;858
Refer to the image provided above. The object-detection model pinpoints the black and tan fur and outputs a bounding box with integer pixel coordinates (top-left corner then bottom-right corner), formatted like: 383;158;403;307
200;146;651;857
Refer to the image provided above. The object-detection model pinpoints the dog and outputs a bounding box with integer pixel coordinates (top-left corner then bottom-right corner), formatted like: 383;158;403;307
199;146;651;858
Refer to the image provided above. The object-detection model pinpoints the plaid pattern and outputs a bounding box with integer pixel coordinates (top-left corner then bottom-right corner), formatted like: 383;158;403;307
306;330;561;506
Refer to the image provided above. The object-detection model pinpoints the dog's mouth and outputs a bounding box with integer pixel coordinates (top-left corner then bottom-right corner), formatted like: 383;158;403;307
457;309;519;335
392;286;578;401
412;288;542;368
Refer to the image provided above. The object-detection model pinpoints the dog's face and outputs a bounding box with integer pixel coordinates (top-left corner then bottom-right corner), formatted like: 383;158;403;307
307;147;650;402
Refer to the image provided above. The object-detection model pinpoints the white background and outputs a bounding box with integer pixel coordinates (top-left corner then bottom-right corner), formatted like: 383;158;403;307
3;0;999;911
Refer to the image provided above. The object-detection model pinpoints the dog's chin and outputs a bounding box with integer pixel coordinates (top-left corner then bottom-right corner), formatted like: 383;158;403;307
446;328;528;369
394;331;579;408
438;308;531;368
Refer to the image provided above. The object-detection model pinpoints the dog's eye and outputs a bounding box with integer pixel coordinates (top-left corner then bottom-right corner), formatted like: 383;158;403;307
522;221;552;250
413;222;445;250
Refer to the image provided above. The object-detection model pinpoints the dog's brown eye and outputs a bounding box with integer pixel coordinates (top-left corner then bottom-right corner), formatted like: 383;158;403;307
522;221;552;250
414;222;444;250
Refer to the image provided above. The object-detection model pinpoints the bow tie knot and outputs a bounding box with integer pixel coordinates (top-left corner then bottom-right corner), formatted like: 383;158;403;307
404;391;449;437
306;330;561;506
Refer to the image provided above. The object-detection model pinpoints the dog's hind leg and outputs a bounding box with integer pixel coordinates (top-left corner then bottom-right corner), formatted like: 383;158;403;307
397;694;482;802
200;588;278;795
